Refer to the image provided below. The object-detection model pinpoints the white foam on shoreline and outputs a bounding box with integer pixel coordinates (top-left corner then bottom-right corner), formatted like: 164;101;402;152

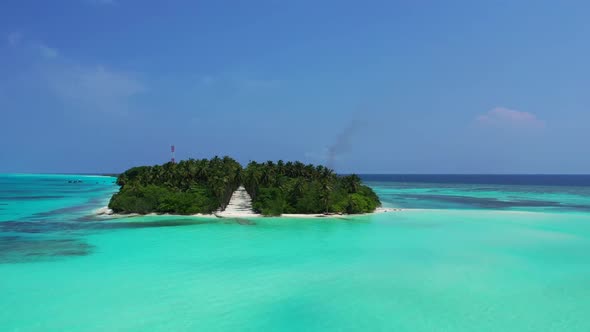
94;206;114;215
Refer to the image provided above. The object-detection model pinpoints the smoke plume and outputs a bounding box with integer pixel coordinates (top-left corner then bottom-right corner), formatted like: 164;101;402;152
327;119;366;170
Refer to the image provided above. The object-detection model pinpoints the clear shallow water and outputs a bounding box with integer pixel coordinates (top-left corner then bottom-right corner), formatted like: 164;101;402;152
1;174;590;331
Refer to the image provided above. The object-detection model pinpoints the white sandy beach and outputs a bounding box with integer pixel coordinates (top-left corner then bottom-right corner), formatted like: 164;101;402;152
95;206;400;219
215;186;260;218
95;186;400;219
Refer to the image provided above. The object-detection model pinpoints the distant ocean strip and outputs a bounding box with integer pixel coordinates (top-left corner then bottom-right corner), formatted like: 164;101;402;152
360;174;590;187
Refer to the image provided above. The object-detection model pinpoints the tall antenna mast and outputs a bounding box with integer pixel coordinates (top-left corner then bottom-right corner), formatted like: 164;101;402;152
171;145;175;163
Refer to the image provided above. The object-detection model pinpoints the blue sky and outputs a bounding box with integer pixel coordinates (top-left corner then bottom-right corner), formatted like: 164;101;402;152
1;0;589;174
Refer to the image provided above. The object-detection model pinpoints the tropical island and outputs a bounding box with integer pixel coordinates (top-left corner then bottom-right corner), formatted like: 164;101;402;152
108;156;381;216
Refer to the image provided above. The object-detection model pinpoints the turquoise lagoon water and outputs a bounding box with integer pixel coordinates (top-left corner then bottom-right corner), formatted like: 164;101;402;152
1;174;590;331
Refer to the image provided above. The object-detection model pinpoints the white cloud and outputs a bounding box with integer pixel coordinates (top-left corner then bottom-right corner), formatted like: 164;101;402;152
476;107;546;129
7;32;22;46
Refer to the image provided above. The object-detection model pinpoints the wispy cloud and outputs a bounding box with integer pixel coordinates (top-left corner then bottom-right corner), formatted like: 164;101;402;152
476;107;546;129
43;64;145;113
4;33;144;113
35;44;59;58
7;32;22;46
6;33;59;58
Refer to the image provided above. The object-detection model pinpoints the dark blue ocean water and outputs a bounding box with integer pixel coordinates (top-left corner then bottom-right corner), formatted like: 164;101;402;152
360;174;590;187
360;174;590;211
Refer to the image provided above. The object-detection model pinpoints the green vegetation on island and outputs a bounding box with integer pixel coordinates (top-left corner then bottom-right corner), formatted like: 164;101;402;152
108;157;381;216
108;157;242;214
243;161;380;216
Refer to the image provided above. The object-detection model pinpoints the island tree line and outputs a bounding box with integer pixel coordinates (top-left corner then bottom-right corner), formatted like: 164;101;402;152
242;160;380;215
108;157;380;216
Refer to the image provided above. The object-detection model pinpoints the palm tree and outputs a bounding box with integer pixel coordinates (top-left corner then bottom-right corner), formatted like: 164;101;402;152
342;174;361;193
319;178;332;213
